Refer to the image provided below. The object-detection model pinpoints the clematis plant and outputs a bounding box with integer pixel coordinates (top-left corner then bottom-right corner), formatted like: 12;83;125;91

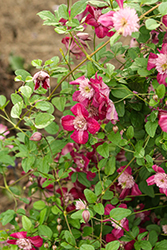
1;0;167;249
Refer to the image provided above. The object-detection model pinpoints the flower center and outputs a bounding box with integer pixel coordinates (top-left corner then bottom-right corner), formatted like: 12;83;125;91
121;17;127;27
111;217;126;230
16;238;32;250
79;82;94;99
64;192;74;205
73;116;87;131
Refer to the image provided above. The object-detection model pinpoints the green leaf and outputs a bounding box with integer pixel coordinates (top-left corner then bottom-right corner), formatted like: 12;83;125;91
93;203;104;215
35;101;51;111
145;120;158;138
84;189;97;203
51;205;62;215
58;4;69;19
70;0;87;18
158;2;167;16
35;113;55;129
134;240;152;250
19;86;33;99
11;93;23;105
15;69;31;82
142;0;158;4
37;10;58;26
110;33;121;47
0;95;6;107
105;156;116;176
145;19;160;30
22;215;32;231
22;156;35;173
39;208;47;224
38;225;53;238
156;84;166;99
126;126;134;139
11;101;23;118
111;84;133;99
139;180;155;198
1;210;15;226
106;241;120;250
80;244;95;250
31;59;42;67
33;200;46;210
64;230;76;246
83;227;93;237
96;143;109;158
52;97;66;112
0;151;15;166
44;122;59;134
110;207;132;220
71;210;83;220
78;172;91;187
153;240;167;250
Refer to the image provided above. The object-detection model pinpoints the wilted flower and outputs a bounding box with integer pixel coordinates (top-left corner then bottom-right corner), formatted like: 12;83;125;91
147;43;167;86
0;124;10;140
29;132;42;141
61;103;100;144
7;231;43;250
146;165;167;196
112;7;139;37
33;71;50;90
62;34;90;60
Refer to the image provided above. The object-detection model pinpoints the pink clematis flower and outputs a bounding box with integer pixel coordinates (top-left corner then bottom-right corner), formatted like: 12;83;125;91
0;124;10;140
112;7;139;37
147;43;167;86
70;76;95;106
7;231;43;250
61;103;100;144
85;5;114;38
33;71;50;90
158;109;167;132
146;165;167;196
117;166;142;199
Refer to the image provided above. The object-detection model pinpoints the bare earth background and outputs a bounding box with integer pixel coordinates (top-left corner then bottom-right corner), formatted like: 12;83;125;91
0;0;130;229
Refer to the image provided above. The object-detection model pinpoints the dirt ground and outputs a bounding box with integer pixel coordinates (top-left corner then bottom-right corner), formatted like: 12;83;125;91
0;0;131;225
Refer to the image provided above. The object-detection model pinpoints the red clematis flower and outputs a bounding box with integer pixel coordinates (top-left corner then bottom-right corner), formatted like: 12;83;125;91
7;231;43;250
61;103;100;144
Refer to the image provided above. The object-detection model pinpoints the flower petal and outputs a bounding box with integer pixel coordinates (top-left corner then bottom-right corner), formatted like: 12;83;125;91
157;73;167;86
71;103;89;117
152;164;165;173
87;118;100;134
71;130;88;144
10;232;27;239
61;115;75;131
146;176;155;186
147;52;158;70
28;236;43;247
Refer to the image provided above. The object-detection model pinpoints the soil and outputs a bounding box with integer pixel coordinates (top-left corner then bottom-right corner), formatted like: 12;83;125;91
0;0;131;233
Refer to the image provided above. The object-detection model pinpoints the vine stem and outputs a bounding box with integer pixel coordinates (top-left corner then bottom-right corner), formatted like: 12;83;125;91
48;39;110;100
139;3;161;20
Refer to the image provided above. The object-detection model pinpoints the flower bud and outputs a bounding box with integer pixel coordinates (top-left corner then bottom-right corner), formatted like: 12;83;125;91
113;126;118;134
57;218;61;224
82;210;90;223
57;225;62;233
15;217;19;223
30;132;42;141
153;94;158;102
44;242;49;248
52;245;57;250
